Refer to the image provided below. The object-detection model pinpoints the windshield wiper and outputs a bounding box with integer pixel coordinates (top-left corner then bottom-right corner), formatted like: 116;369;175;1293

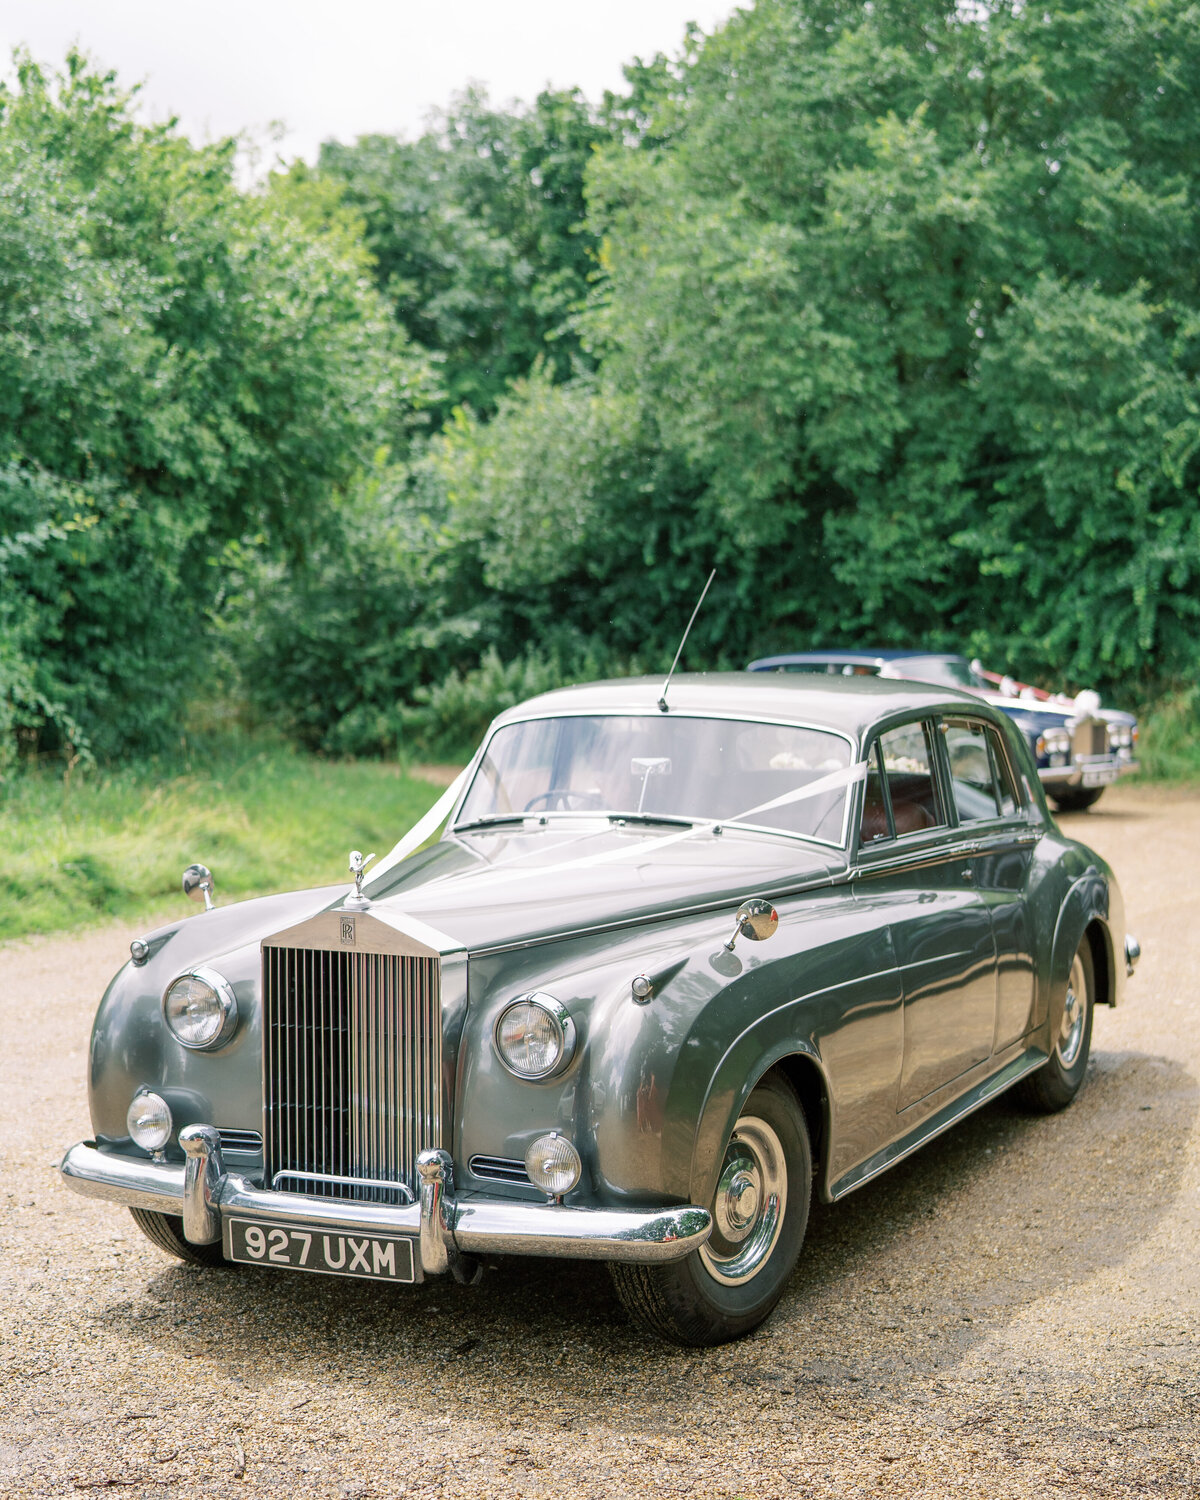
451;814;528;834
608;812;695;828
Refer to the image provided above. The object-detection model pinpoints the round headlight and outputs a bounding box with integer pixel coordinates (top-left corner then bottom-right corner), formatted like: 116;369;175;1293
494;993;576;1080
525;1132;582;1196
127;1090;172;1151
163;967;238;1050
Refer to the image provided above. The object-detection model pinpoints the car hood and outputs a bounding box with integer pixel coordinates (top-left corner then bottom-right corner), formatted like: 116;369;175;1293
361;821;845;952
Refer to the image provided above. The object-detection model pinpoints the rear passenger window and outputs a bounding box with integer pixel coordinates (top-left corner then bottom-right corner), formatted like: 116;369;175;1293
878;721;946;836
943;720;1000;822
942;719;1021;821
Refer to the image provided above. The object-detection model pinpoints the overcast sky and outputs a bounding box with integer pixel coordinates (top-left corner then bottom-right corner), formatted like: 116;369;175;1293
2;1;735;169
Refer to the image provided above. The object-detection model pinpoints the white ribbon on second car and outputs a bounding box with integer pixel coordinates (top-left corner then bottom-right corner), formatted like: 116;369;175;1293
365;759;869;898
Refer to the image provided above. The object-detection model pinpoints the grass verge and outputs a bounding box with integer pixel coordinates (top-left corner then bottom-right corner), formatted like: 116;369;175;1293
0;737;445;943
1133;689;1200;782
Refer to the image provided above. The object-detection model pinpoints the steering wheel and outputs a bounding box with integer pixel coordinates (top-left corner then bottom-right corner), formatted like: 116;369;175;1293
524;788;607;812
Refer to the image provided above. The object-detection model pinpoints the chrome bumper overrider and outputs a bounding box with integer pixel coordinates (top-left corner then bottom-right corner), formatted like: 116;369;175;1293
59;1137;712;1279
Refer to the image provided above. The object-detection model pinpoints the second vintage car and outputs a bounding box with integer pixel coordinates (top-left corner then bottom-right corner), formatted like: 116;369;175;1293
61;675;1138;1345
747;650;1139;812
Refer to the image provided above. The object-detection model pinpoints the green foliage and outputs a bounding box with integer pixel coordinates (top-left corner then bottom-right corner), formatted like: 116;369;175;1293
318;87;610;422
0;735;444;941
219;455;483;758
401;646;627;762
557;0;1200;697
0;51;422;766
8;6;1200;776
1136;690;1200;781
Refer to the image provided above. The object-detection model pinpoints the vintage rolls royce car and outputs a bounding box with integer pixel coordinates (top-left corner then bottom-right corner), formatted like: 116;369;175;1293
60;676;1139;1346
747;651;1138;813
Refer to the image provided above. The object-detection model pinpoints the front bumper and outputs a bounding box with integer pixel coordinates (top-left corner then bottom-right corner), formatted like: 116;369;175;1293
60;1136;711;1280
1038;753;1138;791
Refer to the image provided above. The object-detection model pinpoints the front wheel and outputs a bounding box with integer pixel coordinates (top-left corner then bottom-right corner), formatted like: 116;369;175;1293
1051;786;1104;813
128;1208;228;1267
1014;940;1094;1114
609;1073;811;1346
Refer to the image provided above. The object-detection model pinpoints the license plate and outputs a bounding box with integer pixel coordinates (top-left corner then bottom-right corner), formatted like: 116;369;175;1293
1082;767;1119;788
226;1217;417;1283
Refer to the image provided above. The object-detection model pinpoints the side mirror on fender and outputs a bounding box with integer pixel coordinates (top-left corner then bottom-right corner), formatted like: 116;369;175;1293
182;863;216;911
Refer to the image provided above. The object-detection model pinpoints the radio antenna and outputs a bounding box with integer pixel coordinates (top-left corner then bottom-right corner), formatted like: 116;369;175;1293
658;568;716;712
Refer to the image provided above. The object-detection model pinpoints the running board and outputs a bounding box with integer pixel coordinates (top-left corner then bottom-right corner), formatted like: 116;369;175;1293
827;1048;1050;1202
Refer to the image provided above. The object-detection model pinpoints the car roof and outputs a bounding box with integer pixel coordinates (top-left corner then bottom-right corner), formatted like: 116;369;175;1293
747;650;967;670
491;672;998;745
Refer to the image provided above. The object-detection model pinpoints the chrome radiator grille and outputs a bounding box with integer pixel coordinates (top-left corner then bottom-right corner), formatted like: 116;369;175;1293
262;947;441;1206
1074;720;1108;757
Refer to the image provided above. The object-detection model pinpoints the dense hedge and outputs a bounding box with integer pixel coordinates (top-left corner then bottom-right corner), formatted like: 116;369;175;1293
0;54;420;769
5;3;1200;770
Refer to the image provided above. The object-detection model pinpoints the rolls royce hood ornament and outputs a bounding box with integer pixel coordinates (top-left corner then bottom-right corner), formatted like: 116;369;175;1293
345;849;376;909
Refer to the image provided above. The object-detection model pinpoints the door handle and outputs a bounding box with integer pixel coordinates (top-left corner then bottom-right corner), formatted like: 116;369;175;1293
962;867;975;884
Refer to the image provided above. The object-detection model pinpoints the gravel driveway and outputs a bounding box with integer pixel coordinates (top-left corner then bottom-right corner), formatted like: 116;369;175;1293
2;784;1197;1498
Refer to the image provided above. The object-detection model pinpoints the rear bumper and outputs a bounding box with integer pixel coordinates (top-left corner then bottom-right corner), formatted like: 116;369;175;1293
59;1138;711;1279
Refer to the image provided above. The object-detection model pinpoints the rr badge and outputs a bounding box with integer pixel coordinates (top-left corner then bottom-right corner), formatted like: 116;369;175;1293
340;917;356;945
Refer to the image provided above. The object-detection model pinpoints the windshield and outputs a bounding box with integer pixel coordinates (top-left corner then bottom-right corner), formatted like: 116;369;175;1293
887;656;983;689
456;714;854;845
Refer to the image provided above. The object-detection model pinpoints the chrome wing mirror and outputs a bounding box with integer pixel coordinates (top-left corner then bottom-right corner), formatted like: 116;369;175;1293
724;897;779;952
182;863;216;911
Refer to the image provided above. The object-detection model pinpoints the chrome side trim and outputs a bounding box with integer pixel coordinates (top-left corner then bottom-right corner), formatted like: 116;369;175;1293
58;1143;711;1267
827;1048;1049;1201
851;832;1038;880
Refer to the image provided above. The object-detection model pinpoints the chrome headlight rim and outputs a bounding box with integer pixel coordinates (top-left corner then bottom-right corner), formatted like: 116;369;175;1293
494;992;577;1081
162;966;239;1051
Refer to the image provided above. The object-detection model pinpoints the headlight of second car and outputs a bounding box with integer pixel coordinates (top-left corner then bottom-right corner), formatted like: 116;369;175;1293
163;967;238;1050
494;993;576;1080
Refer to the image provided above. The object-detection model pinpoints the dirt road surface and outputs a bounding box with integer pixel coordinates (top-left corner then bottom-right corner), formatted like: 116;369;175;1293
1;783;1197;1498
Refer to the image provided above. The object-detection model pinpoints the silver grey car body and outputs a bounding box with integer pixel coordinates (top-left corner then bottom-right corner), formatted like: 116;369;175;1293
60;674;1137;1344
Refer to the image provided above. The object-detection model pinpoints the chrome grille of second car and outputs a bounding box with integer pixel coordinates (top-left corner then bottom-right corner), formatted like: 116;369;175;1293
1074;720;1108;758
262;947;441;1206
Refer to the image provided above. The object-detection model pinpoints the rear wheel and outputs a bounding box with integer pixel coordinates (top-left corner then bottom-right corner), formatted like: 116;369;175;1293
1015;940;1094;1114
1051;787;1104;813
128;1208;228;1267
609;1074;811;1346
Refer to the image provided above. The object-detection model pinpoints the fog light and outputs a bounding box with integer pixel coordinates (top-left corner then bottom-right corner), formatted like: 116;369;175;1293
127;1090;172;1151
525;1132;582;1196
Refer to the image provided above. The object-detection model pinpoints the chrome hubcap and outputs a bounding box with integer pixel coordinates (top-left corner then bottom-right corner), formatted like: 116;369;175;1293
1057;952;1087;1068
700;1116;787;1286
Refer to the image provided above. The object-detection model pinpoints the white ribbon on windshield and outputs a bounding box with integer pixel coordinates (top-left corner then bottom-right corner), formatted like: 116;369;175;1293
402;758;871;891
365;758;869;894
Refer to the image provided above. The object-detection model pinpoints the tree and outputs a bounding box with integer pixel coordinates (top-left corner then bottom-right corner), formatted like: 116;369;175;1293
0;51;423;763
318;87;610;422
